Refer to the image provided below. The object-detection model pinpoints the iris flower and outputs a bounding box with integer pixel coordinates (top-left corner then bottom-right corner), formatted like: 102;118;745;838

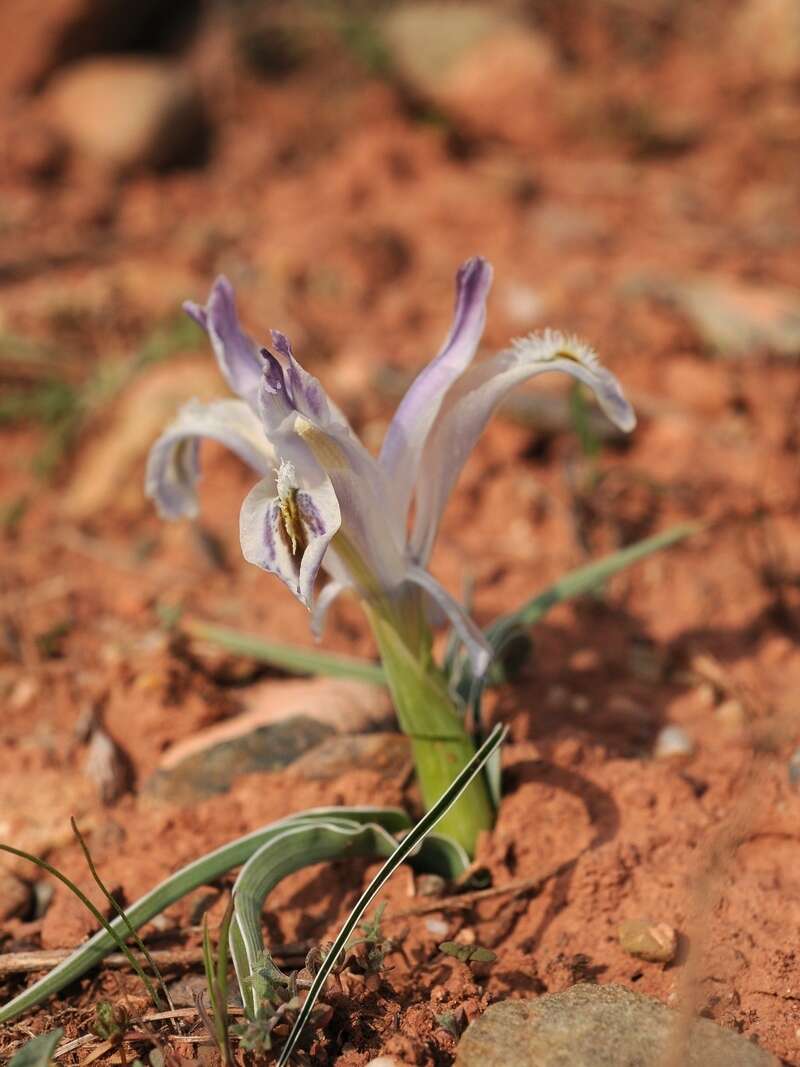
147;257;633;654
146;257;634;850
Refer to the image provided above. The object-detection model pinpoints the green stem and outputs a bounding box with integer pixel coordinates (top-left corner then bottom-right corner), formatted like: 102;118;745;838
364;598;494;855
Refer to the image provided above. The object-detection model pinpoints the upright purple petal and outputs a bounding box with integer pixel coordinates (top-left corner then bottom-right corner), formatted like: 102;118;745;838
145;399;277;520
410;330;636;564
379;257;493;535
184;276;264;408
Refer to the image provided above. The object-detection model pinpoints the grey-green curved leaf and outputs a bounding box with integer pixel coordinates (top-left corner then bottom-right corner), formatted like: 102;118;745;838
0;806;409;1026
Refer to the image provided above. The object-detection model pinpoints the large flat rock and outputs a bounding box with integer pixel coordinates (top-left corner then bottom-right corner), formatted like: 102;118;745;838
455;984;779;1067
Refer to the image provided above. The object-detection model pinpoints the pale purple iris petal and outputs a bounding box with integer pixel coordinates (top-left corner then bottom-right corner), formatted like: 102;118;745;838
379;256;493;533
405;564;492;678
310;580;348;639
183;276;264;408
410;330;636;564
258;350;407;596
145;399;277;520
239;466;341;609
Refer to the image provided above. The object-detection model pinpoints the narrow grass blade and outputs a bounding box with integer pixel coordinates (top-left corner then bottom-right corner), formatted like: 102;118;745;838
454;521;700;712
201;898;234;1064
277;723;507;1067
182;618;385;685
0;806;409;1025
0;843;160;1010
71;817;170;1011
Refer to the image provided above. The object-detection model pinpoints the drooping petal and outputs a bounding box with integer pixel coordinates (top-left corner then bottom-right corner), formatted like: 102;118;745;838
239;461;341;608
145;399;277;520
410;330;636;563
379;257;493;533
405;564;492;678
310;579;348;639
184;276;264;408
258;352;408;597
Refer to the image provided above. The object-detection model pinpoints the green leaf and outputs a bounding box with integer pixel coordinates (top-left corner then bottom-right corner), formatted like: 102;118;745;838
455;522;700;724
0;806;409;1025
439;941;497;963
182;619;385;685
276;723;507;1067
9;1030;63;1067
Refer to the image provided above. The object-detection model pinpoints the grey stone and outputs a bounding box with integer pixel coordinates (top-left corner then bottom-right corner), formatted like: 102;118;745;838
289;732;411;781
454;984;778;1067
653;725;694;759
144;715;335;804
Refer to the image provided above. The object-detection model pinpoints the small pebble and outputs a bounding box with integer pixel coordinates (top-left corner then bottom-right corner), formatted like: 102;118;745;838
365;1058;413;1067
425;916;450;937
653;725;694;759
618;918;678;963
416;873;447;898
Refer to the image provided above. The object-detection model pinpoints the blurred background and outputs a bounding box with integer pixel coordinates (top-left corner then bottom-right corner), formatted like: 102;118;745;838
2;1;800;1058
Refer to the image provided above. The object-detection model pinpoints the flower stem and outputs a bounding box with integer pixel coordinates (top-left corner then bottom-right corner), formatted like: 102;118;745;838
365;600;494;856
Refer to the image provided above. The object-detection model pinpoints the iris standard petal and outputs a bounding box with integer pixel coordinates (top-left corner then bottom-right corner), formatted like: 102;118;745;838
405;564;492;678
379;257;493;533
145;399;277;520
410;330;636;563
239;461;341;608
184;276;264;408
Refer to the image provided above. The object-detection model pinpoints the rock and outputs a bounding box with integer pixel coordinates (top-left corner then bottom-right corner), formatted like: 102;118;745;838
653;725;694;760
634;275;800;359
146;676;395;802
0;868;31;921
289;732;410;781
381;2;557;145
42;57;207;171
729;0;800;82
454;984;779;1066
145;715;336;804
0;0;164;96
618;918;677;963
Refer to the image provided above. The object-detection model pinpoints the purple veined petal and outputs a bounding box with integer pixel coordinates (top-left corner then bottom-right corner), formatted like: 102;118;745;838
184;276;264;408
239;461;341;609
410;330;636;564
145;399;277;520
379;257;494;536
280;412;408;597
405;564;492;679
310;579;348;639
256;344;407;596
270;329;330;424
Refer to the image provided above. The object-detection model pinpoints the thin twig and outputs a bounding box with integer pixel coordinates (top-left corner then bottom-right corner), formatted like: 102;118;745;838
385;857;575;921
0;945;307;977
